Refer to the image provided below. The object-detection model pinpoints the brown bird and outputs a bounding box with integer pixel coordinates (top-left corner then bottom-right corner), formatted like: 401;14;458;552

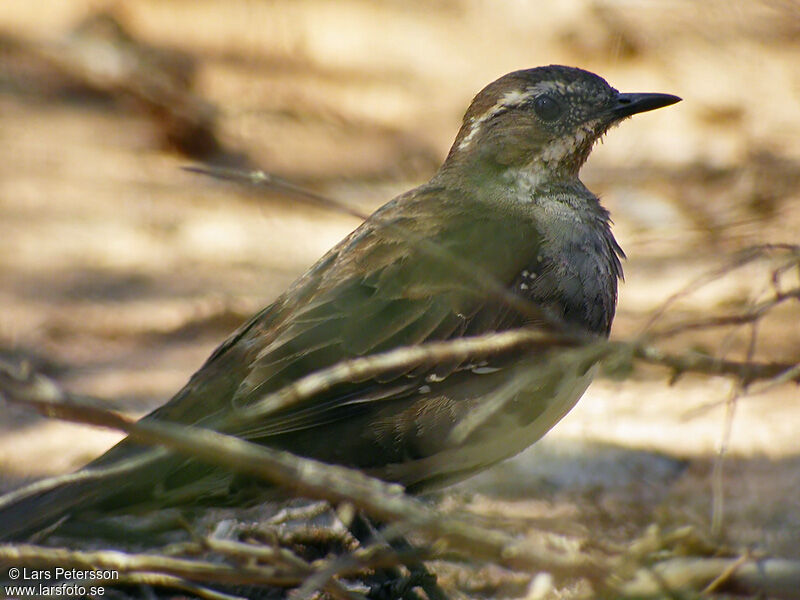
0;65;679;540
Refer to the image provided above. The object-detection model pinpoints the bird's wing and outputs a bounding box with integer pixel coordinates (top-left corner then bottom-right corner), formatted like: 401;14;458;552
207;187;545;440
87;186;544;487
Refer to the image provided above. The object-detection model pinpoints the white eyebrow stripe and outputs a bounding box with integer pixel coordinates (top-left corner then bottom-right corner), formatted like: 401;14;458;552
457;82;560;151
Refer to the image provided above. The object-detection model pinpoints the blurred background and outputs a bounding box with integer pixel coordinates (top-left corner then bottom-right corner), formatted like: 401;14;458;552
0;0;799;587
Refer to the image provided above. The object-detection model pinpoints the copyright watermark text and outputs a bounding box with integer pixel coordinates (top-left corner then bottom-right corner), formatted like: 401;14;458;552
4;567;118;597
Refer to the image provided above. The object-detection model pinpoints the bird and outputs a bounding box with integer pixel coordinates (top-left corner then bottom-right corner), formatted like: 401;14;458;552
0;65;680;540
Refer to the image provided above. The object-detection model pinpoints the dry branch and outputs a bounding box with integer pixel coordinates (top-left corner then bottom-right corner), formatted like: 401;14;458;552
629;343;798;386
235;328;583;419
238;331;797;425
0;358;602;580
3;350;800;598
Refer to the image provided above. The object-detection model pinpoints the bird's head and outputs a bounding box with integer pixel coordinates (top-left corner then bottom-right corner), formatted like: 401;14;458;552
442;65;680;183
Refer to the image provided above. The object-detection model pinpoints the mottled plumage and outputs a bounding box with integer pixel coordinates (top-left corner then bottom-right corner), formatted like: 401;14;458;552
0;65;679;540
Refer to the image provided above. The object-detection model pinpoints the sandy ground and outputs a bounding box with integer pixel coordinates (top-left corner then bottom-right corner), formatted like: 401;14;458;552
0;0;799;583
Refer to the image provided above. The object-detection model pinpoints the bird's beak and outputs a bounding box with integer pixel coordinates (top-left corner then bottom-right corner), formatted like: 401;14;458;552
611;92;681;119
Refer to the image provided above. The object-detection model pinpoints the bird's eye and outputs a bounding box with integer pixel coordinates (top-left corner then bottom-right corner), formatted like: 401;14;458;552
533;95;562;121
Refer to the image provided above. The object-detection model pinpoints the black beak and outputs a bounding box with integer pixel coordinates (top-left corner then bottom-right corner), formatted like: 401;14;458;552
612;92;681;119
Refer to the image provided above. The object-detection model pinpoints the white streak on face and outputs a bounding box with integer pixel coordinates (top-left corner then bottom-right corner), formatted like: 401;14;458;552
457;81;567;151
457;82;559;151
457;90;528;150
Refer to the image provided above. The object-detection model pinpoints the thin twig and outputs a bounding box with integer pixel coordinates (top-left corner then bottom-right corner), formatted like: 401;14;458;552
702;552;750;594
614;556;800;599
710;382;739;538
183;166;370;222
637;244;800;338
629;344;798;386
649;288;800;340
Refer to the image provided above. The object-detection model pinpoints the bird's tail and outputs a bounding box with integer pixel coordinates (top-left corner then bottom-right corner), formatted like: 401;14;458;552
0;447;167;541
